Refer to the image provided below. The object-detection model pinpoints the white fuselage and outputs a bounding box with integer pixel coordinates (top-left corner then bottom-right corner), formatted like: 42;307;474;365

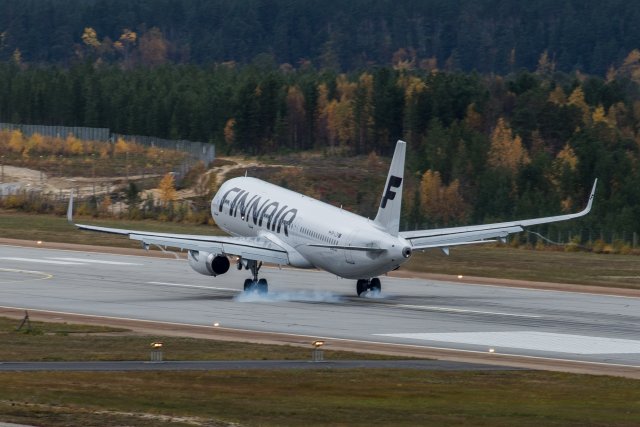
211;177;412;279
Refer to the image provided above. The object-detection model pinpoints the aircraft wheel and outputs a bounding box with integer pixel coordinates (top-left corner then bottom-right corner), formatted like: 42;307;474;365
257;278;268;294
370;277;381;293
356;279;368;296
243;278;254;292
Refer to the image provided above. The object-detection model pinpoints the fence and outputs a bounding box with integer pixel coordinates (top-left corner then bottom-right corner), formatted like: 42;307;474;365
0;123;215;170
0;122;110;141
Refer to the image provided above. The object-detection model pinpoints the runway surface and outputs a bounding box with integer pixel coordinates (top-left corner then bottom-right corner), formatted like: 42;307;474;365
1;244;639;374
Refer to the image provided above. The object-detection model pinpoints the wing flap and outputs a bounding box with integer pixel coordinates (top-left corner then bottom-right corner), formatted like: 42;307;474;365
408;226;522;250
73;224;289;265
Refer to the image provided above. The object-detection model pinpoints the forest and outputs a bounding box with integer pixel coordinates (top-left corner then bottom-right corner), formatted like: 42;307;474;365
2;0;640;75
3;1;640;242
3;56;640;238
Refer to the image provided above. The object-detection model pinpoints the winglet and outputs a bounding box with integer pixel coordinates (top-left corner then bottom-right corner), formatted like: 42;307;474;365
374;140;406;236
67;191;74;224
584;178;597;214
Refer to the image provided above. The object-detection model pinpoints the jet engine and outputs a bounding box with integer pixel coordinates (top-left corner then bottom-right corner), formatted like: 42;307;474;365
188;250;230;276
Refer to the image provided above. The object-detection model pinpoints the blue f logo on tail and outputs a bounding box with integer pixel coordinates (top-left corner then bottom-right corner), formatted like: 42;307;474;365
381;176;402;208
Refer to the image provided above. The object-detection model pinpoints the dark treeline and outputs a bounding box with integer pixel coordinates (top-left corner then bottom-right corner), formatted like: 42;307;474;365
4;60;640;236
2;0;640;74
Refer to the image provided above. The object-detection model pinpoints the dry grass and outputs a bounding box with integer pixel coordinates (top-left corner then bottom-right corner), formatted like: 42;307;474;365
0;370;638;426
0;316;392;362
407;245;640;289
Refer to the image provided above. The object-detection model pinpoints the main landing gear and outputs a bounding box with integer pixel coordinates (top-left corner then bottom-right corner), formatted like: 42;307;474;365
239;259;268;294
356;278;381;296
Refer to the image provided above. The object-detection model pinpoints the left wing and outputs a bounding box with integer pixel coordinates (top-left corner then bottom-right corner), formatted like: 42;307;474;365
402;179;597;250
66;195;289;265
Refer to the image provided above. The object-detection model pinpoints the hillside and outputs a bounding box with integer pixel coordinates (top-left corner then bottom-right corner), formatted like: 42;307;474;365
1;0;640;75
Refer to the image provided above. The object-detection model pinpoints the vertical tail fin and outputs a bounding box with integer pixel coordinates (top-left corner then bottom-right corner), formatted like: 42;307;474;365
374;140;406;236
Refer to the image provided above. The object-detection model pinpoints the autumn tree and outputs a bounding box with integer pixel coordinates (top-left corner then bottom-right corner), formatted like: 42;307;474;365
138;28;168;67
568;86;591;125
158;172;177;206
8;130;24;154
550;143;578;209
285;85;306;150
419;170;467;226
488;118;530;174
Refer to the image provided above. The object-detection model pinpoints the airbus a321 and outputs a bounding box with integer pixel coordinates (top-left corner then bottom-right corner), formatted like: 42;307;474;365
68;140;597;296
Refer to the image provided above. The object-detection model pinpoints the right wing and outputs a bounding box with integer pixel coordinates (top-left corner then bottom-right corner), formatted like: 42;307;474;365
66;195;289;265
401;179;597;250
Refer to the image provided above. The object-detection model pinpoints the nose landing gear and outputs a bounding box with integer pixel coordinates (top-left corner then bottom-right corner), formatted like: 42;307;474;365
356;277;381;296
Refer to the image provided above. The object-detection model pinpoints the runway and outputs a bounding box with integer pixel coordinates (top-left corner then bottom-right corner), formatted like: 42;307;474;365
1;243;639;376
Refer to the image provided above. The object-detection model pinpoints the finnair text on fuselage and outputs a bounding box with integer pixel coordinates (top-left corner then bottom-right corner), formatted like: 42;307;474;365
216;185;298;236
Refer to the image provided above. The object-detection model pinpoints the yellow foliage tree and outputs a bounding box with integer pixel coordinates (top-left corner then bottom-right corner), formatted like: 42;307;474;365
592;105;608;125
464;103;483;130
8;130;25;154
336;74;356;100
550;144;579;206
536;50;555;75
29;133;45;153
158;173;177;205
114;137;129;155
65;134;84;155
81;27;101;48
617;49;640;82
316;83;330;145
568;86;591;124
556;144;578;171
224;118;236;146
547;86;566;105
138;27;168;67
420;170;467;225
285;85;306;149
488;118;530;173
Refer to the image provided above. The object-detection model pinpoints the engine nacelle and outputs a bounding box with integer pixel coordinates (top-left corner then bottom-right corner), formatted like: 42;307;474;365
188;250;230;276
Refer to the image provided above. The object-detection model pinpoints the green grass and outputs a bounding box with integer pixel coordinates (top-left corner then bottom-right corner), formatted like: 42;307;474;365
0;316;392;362
0;370;638;426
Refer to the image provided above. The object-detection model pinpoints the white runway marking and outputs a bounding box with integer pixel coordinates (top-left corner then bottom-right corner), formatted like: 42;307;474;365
49;257;143;266
147;281;239;292
0;257;84;265
395;304;542;318
377;331;640;355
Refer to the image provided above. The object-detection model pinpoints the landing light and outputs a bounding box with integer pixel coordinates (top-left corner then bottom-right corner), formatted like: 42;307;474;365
488;348;495;353
213;322;220;327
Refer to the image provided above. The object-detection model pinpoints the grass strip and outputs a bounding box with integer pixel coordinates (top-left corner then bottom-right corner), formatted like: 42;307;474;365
0;370;638;426
0;316;395;362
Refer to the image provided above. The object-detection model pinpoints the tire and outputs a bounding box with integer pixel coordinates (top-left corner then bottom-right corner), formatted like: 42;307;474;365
356;279;367;296
370;278;381;293
243;278;254;292
257;278;268;294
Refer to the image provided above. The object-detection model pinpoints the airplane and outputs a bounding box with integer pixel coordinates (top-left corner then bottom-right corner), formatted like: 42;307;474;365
67;140;597;296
